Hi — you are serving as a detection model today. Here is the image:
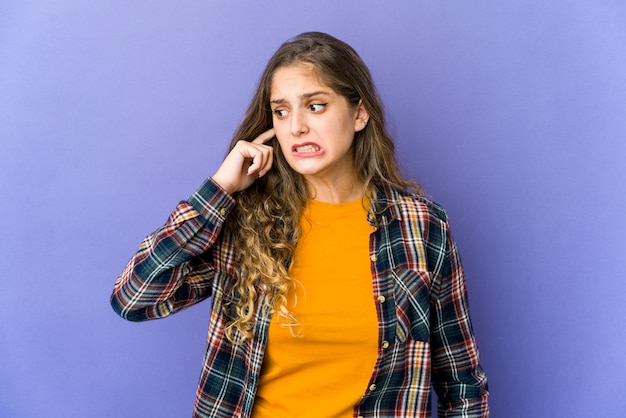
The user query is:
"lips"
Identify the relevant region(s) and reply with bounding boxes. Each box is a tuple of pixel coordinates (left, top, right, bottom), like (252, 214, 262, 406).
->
(292, 142, 323, 156)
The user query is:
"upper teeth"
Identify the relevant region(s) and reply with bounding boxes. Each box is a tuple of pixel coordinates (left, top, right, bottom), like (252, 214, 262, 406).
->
(296, 145, 318, 152)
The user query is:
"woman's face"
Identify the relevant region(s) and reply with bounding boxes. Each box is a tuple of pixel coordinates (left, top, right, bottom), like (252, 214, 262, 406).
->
(269, 64, 368, 190)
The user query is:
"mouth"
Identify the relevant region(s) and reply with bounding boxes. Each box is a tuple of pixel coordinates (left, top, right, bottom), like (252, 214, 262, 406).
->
(291, 142, 324, 158)
(294, 144, 320, 153)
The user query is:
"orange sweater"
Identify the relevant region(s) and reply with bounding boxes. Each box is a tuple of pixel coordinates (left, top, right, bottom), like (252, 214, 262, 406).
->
(252, 198, 379, 418)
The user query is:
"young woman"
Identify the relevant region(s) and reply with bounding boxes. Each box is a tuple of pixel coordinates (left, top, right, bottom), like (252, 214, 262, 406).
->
(111, 31, 489, 417)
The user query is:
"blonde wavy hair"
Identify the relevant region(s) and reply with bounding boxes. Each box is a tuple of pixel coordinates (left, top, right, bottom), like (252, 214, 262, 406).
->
(222, 32, 420, 343)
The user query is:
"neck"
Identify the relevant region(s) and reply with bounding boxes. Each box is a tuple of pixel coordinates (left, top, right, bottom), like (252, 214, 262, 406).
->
(305, 174, 366, 203)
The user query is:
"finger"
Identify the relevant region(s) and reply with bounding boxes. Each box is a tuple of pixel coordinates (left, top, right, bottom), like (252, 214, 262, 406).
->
(251, 128, 275, 145)
(247, 145, 273, 176)
(245, 145, 265, 174)
(247, 155, 262, 176)
(257, 149, 273, 177)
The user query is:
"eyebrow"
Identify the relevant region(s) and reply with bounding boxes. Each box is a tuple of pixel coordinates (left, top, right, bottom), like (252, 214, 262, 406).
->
(270, 90, 331, 105)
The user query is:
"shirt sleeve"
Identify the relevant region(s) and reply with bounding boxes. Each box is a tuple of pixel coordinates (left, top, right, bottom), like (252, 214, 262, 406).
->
(110, 178, 236, 322)
(428, 213, 490, 417)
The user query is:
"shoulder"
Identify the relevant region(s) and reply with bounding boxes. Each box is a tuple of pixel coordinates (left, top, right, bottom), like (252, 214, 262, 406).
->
(374, 182, 454, 273)
(404, 192, 448, 224)
(375, 181, 449, 227)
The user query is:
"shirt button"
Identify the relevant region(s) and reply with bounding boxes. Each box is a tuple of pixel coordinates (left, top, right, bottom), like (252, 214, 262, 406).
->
(377, 295, 386, 304)
(219, 208, 227, 216)
(382, 340, 390, 349)
(369, 384, 377, 391)
(370, 254, 377, 262)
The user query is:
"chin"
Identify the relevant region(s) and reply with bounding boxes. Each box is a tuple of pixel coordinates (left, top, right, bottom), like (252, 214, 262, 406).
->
(287, 160, 320, 175)
(292, 168, 320, 177)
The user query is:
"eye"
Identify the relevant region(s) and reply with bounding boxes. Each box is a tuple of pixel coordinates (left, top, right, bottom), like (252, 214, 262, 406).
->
(309, 103, 327, 113)
(273, 108, 288, 119)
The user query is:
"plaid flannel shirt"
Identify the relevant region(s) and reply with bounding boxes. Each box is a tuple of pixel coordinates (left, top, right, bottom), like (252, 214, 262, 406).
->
(111, 178, 489, 417)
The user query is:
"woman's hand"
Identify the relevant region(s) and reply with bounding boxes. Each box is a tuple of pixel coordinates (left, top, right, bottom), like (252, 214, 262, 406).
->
(211, 128, 275, 194)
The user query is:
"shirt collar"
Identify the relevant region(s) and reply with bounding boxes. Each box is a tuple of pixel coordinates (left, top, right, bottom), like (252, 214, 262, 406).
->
(369, 179, 407, 225)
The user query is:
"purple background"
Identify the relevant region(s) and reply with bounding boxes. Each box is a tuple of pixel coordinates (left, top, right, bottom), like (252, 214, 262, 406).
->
(2, 1, 625, 417)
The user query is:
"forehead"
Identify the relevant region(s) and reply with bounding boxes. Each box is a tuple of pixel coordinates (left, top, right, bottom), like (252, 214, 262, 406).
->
(269, 64, 332, 98)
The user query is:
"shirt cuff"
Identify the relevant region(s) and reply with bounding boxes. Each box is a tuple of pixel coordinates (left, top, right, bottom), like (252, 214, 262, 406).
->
(187, 178, 236, 221)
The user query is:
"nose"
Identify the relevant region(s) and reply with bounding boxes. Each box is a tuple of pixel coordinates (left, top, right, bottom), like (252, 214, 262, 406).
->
(290, 109, 309, 136)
